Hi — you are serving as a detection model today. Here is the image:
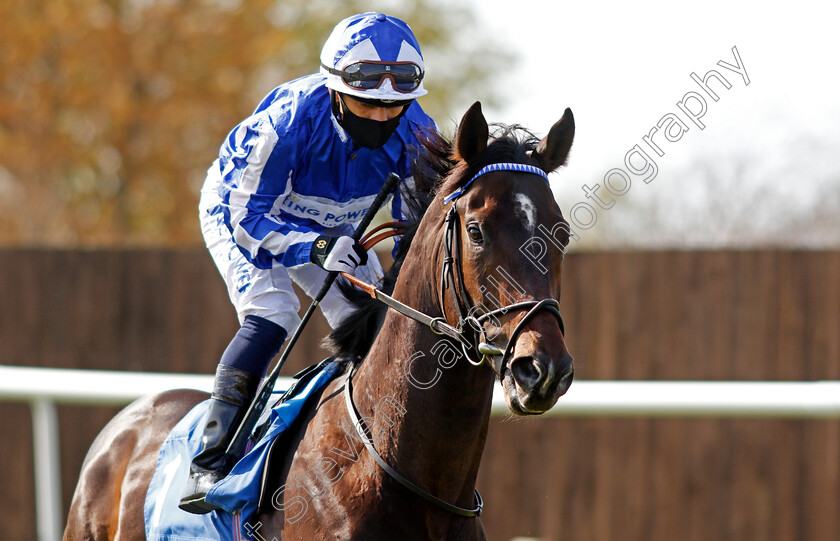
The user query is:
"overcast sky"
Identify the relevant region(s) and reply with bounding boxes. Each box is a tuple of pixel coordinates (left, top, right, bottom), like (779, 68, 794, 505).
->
(460, 0, 840, 248)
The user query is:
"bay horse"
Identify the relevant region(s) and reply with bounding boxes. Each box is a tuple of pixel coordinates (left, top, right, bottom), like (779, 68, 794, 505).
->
(64, 101, 575, 540)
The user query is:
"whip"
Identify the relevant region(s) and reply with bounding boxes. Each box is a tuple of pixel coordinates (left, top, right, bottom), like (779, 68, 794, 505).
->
(225, 172, 402, 459)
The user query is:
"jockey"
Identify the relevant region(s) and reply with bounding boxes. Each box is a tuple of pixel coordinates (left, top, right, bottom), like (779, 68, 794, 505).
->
(180, 12, 436, 513)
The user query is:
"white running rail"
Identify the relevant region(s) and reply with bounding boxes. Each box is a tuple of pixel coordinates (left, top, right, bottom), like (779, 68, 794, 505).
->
(3, 365, 840, 541)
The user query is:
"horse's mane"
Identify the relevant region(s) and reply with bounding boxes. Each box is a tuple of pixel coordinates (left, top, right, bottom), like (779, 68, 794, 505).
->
(323, 123, 542, 360)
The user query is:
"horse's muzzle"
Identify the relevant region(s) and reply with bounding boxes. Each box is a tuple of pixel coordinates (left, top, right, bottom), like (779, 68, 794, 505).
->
(506, 350, 574, 414)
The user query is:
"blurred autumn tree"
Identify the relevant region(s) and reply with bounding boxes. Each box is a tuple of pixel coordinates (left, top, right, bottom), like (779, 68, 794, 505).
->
(0, 0, 511, 246)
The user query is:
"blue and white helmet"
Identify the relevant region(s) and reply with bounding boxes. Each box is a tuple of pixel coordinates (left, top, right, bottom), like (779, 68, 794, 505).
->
(320, 13, 428, 102)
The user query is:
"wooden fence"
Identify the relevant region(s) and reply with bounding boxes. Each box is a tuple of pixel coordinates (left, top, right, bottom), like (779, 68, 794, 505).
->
(1, 249, 838, 540)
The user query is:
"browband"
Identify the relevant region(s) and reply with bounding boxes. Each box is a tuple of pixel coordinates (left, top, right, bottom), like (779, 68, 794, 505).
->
(443, 163, 549, 204)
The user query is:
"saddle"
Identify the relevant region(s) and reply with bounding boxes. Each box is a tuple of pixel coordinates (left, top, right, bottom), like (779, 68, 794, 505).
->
(144, 358, 347, 541)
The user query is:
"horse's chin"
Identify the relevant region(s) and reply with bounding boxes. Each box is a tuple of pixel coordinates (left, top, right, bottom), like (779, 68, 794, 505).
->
(501, 374, 560, 416)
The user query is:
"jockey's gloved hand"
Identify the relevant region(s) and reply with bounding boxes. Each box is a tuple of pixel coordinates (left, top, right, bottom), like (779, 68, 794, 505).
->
(310, 234, 368, 273)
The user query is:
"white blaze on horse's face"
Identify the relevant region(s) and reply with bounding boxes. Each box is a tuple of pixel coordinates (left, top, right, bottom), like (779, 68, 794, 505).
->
(514, 193, 537, 234)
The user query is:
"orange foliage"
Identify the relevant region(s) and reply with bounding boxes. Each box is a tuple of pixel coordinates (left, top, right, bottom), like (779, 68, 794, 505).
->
(0, 0, 506, 246)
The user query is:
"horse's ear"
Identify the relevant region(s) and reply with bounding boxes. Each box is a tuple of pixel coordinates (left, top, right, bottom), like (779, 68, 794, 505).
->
(454, 101, 489, 163)
(534, 108, 575, 172)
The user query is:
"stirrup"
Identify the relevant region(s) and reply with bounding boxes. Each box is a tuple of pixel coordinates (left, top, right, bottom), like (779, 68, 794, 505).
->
(178, 441, 235, 514)
(179, 467, 225, 514)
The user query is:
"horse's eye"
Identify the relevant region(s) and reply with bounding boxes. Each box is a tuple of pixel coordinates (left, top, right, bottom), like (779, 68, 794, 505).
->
(466, 223, 484, 244)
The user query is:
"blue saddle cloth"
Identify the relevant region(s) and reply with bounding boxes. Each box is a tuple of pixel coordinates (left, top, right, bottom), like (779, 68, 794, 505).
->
(144, 359, 345, 541)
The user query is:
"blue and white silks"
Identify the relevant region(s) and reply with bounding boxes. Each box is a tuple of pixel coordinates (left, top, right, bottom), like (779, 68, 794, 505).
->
(213, 74, 436, 270)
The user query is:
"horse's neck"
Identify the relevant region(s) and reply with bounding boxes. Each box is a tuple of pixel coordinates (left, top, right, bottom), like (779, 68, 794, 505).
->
(352, 213, 495, 508)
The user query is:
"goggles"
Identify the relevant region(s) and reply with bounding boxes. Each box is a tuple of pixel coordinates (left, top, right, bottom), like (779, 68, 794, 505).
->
(322, 61, 424, 93)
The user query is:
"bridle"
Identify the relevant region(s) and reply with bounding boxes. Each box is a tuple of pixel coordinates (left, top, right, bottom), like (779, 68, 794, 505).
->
(343, 162, 567, 518)
(345, 163, 567, 377)
(438, 193, 566, 377)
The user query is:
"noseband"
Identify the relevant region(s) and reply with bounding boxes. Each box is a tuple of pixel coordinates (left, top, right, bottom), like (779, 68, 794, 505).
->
(342, 162, 567, 518)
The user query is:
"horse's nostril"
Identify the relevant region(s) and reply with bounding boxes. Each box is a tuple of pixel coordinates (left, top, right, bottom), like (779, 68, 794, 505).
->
(510, 356, 542, 389)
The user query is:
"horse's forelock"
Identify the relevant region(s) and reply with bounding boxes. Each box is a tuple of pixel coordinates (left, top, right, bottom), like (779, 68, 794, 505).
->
(439, 123, 542, 200)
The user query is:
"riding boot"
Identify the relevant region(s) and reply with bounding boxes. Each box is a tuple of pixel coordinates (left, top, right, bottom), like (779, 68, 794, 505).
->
(179, 364, 261, 514)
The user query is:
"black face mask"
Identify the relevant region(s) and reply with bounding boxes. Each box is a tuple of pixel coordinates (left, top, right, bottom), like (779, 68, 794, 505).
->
(334, 94, 408, 150)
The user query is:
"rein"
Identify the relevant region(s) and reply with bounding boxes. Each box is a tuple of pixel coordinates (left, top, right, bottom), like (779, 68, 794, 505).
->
(341, 162, 566, 518)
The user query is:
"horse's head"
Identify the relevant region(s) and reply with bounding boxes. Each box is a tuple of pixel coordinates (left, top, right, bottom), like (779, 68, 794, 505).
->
(438, 102, 575, 415)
